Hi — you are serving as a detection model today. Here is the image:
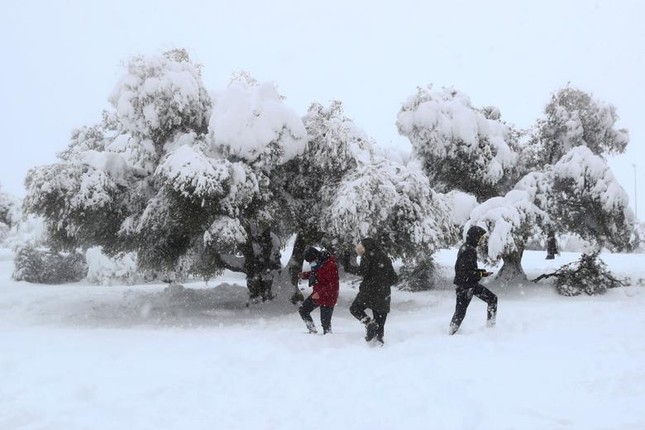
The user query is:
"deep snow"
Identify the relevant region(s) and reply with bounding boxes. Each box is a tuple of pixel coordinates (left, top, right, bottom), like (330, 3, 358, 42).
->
(1, 248, 644, 430)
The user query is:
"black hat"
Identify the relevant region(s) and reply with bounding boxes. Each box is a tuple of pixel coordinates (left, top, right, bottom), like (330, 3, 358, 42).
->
(304, 247, 320, 263)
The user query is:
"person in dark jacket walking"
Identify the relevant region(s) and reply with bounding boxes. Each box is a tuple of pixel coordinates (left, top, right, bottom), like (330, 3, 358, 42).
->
(298, 247, 339, 334)
(345, 238, 398, 345)
(449, 225, 497, 335)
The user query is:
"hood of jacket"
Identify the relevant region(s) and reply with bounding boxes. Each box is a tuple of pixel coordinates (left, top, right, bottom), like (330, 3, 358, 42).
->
(465, 226, 486, 247)
(360, 237, 379, 254)
(304, 246, 321, 263)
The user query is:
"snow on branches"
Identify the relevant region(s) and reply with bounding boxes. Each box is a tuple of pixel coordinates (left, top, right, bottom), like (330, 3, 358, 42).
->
(108, 49, 212, 144)
(396, 85, 519, 200)
(208, 73, 307, 169)
(552, 146, 630, 215)
(532, 251, 627, 296)
(468, 190, 547, 260)
(471, 144, 634, 280)
(529, 86, 629, 166)
(323, 156, 452, 259)
(302, 100, 373, 172)
(20, 51, 636, 289)
(549, 146, 634, 250)
(156, 139, 232, 200)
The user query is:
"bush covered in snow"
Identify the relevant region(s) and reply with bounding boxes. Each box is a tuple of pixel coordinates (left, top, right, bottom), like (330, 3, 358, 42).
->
(85, 247, 141, 285)
(13, 246, 87, 284)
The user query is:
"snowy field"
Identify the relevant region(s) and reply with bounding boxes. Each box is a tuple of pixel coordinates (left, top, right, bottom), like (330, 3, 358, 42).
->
(1, 247, 644, 430)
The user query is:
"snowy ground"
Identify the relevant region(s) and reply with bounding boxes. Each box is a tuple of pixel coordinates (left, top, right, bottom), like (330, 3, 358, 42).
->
(1, 247, 644, 430)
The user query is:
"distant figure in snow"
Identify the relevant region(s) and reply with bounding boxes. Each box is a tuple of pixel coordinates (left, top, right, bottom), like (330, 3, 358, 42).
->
(545, 229, 559, 260)
(345, 238, 398, 345)
(449, 226, 497, 335)
(298, 247, 339, 334)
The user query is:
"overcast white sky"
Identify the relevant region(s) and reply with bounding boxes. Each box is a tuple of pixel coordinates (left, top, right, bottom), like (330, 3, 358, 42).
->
(1, 0, 643, 219)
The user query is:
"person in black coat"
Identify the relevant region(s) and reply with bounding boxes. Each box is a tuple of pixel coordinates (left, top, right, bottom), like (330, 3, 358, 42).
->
(449, 225, 497, 335)
(345, 237, 398, 345)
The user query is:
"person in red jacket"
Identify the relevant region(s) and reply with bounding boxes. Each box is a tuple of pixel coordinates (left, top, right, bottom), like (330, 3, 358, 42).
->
(298, 246, 339, 334)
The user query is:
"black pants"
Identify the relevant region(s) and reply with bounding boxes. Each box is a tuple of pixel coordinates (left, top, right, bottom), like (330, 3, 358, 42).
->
(449, 284, 497, 334)
(299, 295, 334, 333)
(349, 299, 388, 341)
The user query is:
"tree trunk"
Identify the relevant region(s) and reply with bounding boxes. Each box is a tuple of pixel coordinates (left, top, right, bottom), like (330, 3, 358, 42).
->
(497, 248, 527, 282)
(239, 225, 282, 304)
(286, 233, 309, 287)
(284, 229, 324, 303)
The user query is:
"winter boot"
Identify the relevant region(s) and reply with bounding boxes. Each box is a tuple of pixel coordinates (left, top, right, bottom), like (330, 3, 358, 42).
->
(487, 314, 496, 328)
(487, 306, 497, 328)
(374, 333, 385, 346)
(448, 322, 459, 335)
(365, 320, 379, 342)
(305, 320, 318, 334)
(323, 322, 332, 335)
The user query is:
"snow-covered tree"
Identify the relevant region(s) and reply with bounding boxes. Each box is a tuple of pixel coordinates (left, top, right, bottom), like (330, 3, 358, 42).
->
(271, 101, 456, 295)
(461, 85, 634, 282)
(547, 147, 634, 250)
(25, 49, 211, 255)
(630, 221, 645, 253)
(109, 48, 212, 144)
(0, 184, 20, 243)
(322, 155, 454, 263)
(204, 72, 307, 299)
(525, 86, 629, 168)
(277, 101, 372, 290)
(465, 189, 547, 281)
(440, 190, 479, 242)
(469, 146, 634, 282)
(24, 53, 307, 300)
(396, 85, 520, 201)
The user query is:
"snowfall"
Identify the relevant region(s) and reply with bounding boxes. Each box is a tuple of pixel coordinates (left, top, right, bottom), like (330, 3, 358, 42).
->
(1, 246, 644, 430)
